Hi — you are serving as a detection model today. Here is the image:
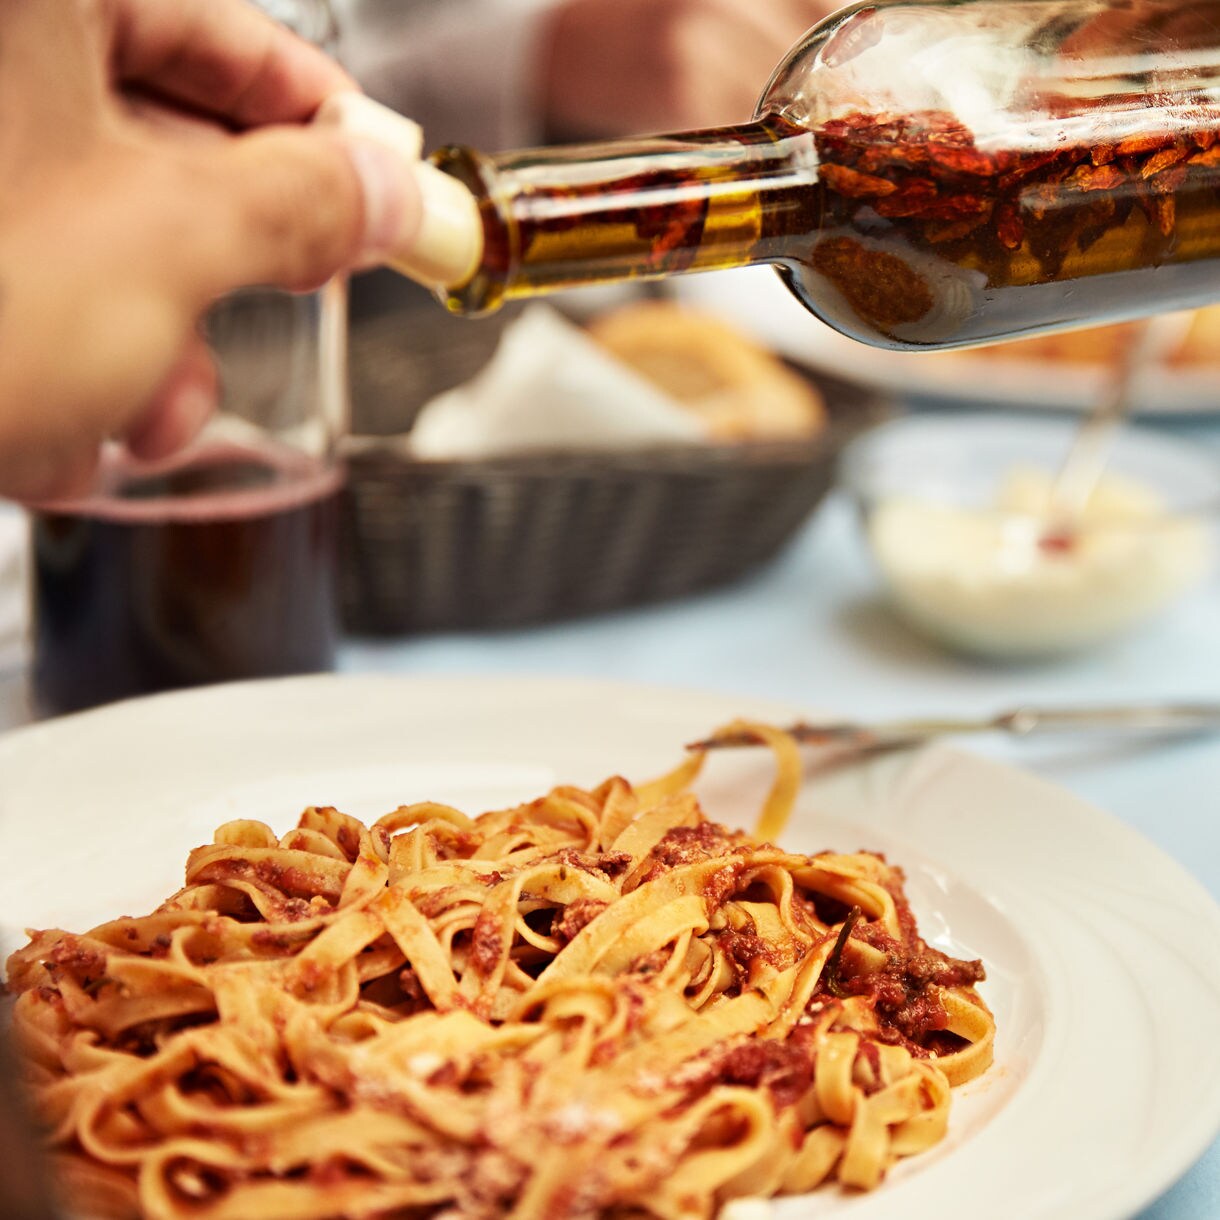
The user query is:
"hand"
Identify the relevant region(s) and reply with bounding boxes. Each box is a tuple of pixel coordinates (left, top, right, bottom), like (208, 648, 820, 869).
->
(540, 0, 839, 140)
(0, 0, 420, 502)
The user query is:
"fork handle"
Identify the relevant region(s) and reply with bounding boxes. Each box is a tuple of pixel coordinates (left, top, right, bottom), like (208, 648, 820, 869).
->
(995, 703, 1220, 737)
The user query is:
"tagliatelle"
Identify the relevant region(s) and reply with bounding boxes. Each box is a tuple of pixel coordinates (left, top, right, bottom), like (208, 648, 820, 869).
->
(6, 724, 994, 1220)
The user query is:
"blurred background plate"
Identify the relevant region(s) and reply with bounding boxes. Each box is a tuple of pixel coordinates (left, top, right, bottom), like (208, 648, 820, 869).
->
(673, 266, 1220, 415)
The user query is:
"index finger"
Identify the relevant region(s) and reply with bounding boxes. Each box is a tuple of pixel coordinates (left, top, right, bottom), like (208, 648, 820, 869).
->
(109, 0, 355, 128)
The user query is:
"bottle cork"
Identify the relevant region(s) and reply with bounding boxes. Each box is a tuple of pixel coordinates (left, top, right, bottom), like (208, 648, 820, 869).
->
(315, 92, 484, 290)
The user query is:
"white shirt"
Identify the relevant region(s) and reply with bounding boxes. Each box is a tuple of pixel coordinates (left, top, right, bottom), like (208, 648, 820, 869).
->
(333, 0, 565, 150)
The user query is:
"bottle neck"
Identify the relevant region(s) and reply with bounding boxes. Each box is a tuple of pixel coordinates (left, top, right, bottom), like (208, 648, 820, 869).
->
(432, 117, 820, 315)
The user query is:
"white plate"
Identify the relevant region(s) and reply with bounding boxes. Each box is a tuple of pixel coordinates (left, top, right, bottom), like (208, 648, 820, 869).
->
(672, 267, 1220, 414)
(2, 674, 1219, 1220)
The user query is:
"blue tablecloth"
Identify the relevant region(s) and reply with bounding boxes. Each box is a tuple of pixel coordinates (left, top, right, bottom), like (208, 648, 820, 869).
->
(342, 421, 1220, 1219)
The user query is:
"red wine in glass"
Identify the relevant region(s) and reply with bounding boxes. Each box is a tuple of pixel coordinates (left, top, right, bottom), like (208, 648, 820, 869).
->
(30, 443, 343, 716)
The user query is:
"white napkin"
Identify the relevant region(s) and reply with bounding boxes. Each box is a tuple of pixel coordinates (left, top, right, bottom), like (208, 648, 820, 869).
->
(0, 504, 27, 673)
(407, 305, 705, 459)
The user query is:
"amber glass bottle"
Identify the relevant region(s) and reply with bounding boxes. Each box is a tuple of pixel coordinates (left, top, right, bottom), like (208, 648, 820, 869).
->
(363, 0, 1220, 351)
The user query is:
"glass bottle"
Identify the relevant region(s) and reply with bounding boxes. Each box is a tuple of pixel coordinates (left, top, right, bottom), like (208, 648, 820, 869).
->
(361, 0, 1220, 351)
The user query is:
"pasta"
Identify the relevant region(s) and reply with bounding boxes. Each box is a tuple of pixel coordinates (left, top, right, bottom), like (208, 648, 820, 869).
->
(5, 722, 994, 1220)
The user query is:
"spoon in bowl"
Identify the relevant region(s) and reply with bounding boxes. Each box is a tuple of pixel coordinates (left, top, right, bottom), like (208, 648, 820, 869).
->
(1039, 310, 1194, 549)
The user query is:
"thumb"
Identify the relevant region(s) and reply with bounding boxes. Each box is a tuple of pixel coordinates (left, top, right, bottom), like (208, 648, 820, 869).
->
(193, 125, 422, 297)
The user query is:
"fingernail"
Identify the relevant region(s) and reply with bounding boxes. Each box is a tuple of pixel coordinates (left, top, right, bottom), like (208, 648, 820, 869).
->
(346, 137, 416, 265)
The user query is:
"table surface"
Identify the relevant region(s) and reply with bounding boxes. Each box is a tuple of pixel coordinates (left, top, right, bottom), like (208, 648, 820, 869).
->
(1, 410, 1217, 1219)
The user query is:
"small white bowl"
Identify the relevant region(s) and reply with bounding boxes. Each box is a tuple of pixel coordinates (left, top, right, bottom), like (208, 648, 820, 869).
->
(839, 413, 1218, 659)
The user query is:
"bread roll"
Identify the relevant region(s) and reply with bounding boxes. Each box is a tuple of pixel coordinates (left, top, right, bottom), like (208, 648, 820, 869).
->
(588, 302, 827, 441)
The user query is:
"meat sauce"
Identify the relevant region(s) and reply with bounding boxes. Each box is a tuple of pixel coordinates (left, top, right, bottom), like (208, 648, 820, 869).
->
(637, 824, 986, 1059)
(553, 899, 609, 945)
(716, 1039, 814, 1110)
(829, 883, 986, 1053)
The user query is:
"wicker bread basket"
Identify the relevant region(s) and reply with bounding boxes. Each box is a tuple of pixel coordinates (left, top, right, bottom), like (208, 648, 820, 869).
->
(340, 304, 889, 635)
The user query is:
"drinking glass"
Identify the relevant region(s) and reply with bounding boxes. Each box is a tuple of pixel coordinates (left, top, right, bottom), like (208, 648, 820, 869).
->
(28, 280, 348, 717)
